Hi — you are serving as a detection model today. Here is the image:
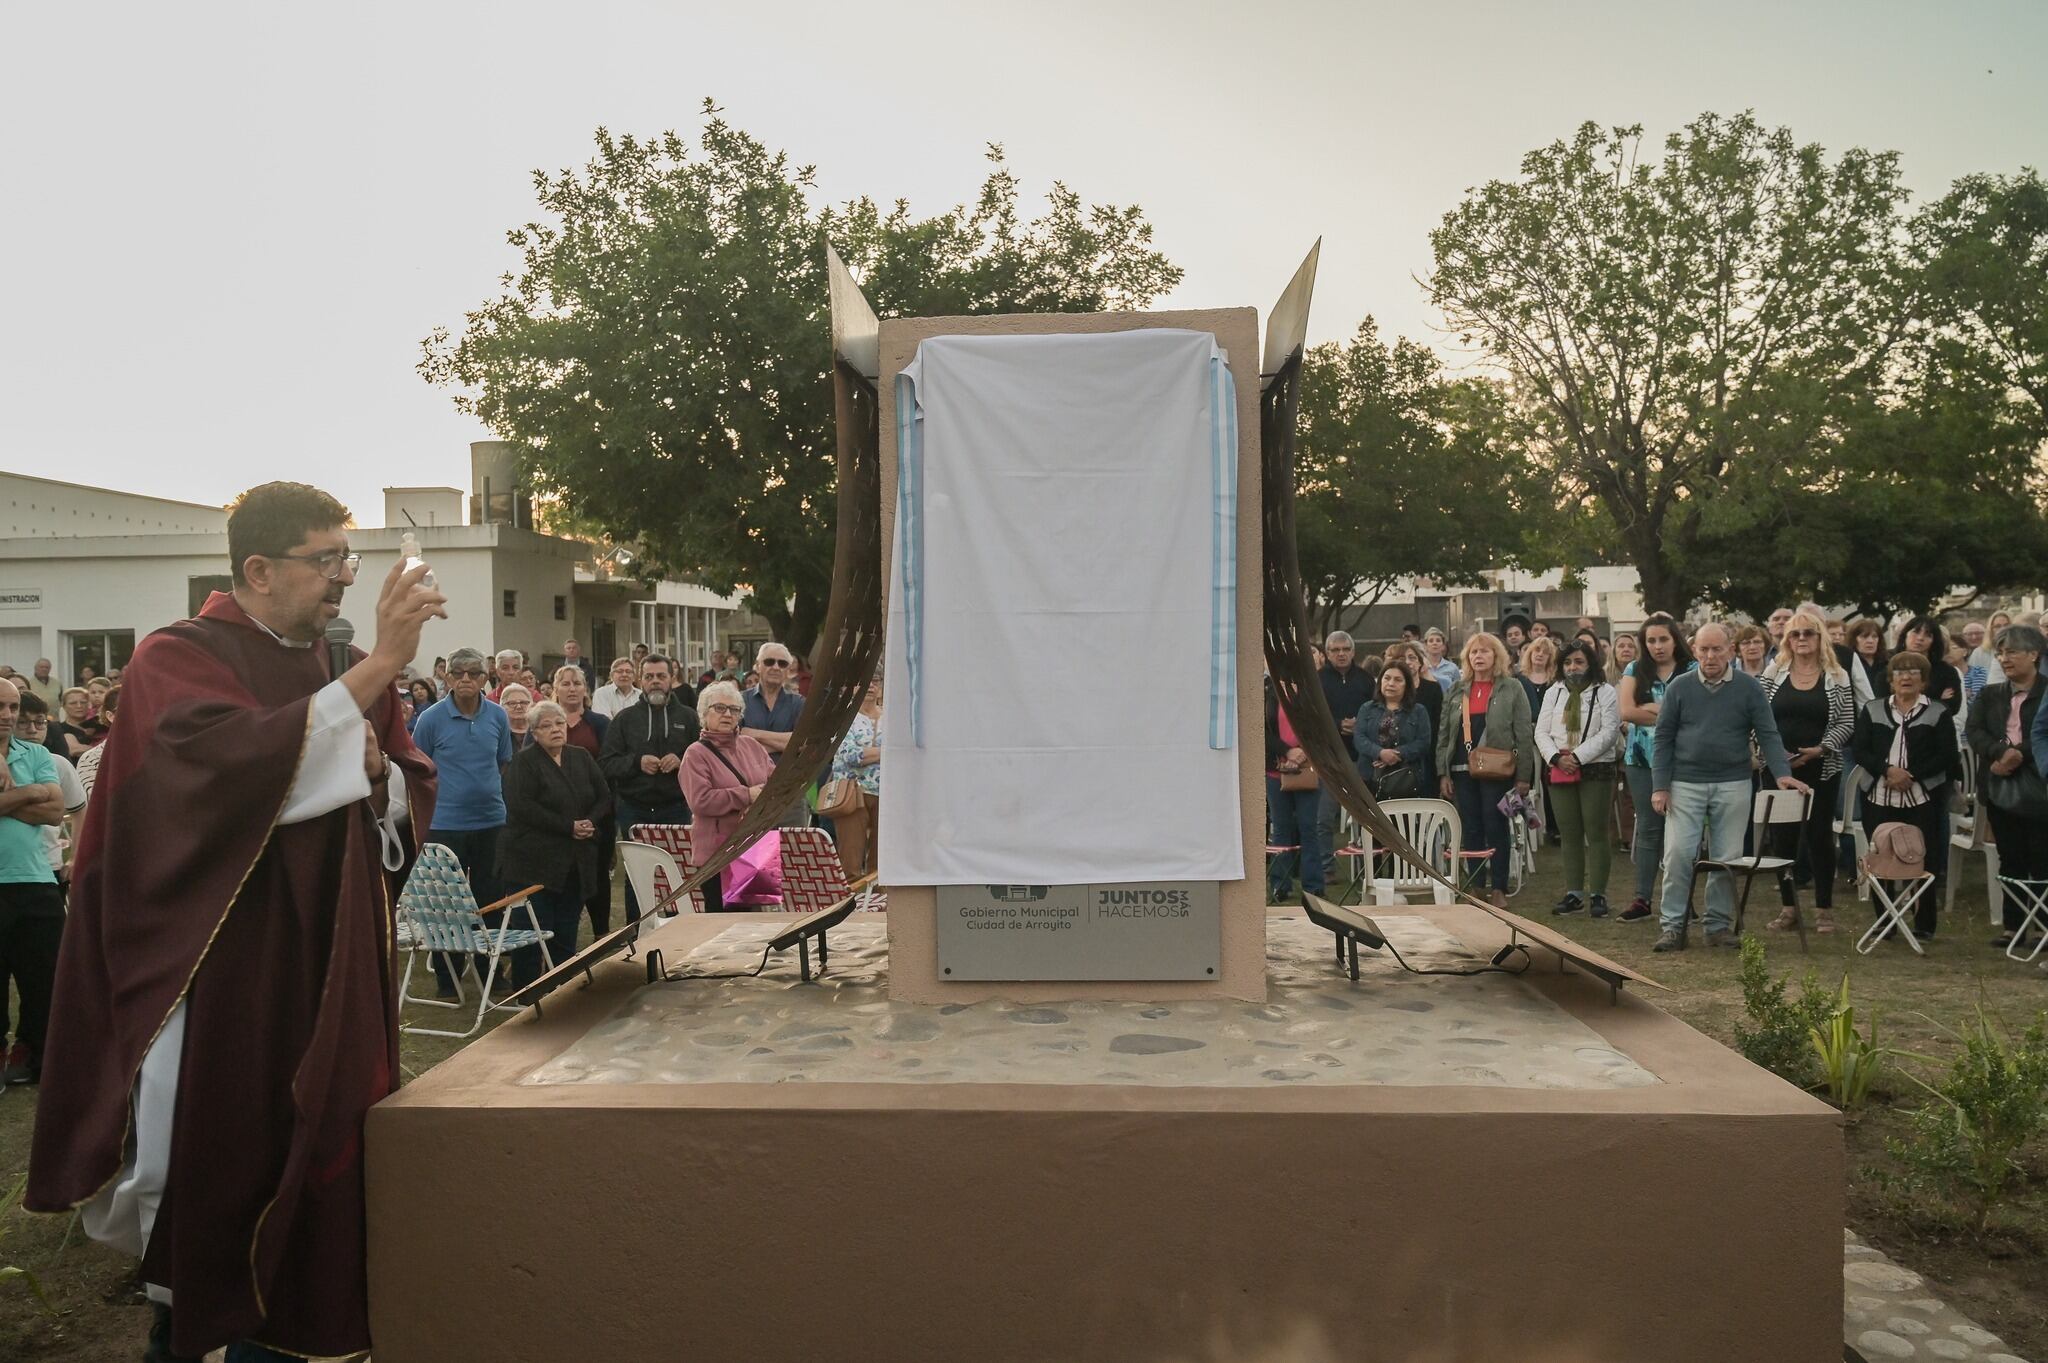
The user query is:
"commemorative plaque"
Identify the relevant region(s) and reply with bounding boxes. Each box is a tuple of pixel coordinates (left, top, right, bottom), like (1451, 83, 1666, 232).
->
(934, 882, 1222, 980)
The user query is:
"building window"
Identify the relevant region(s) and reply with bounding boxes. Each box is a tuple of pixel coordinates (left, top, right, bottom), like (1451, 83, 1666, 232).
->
(188, 574, 232, 616)
(64, 630, 136, 683)
(503, 590, 518, 618)
(554, 595, 567, 622)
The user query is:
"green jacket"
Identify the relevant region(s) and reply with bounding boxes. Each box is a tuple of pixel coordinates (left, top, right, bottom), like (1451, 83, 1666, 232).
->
(1435, 673, 1536, 785)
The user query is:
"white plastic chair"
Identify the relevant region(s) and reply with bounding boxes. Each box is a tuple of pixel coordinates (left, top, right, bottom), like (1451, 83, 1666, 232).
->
(1945, 752, 2003, 925)
(1837, 778, 1872, 902)
(626, 823, 701, 912)
(1360, 798, 1459, 905)
(619, 841, 692, 921)
(397, 844, 550, 1038)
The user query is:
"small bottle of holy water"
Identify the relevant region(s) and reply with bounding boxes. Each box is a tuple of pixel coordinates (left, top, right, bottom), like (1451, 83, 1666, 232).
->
(400, 531, 435, 588)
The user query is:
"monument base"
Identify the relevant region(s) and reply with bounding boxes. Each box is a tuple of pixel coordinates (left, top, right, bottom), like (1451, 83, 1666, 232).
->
(365, 906, 1841, 1363)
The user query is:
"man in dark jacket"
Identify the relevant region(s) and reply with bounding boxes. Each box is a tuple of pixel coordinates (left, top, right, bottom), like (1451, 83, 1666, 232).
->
(1315, 631, 1378, 877)
(598, 655, 700, 917)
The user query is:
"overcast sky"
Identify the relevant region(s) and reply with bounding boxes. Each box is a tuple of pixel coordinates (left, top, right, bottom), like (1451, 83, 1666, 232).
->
(3, 0, 2042, 523)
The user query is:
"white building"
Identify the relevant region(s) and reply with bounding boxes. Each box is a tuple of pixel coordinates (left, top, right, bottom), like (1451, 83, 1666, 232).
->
(0, 449, 753, 684)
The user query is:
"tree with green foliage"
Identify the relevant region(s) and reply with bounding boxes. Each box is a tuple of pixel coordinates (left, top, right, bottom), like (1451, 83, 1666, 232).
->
(421, 103, 1180, 654)
(1293, 319, 1556, 633)
(1427, 112, 1913, 616)
(1678, 168, 2048, 620)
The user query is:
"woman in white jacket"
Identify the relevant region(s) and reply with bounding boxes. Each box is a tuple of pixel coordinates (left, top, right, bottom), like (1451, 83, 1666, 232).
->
(1537, 640, 1623, 917)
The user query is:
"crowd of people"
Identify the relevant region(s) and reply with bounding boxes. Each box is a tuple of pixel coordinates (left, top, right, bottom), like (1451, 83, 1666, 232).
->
(0, 634, 884, 1083)
(1270, 605, 2048, 954)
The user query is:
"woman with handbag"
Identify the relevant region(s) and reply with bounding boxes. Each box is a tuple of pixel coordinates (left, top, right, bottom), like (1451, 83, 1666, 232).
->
(824, 675, 883, 879)
(1353, 661, 1431, 802)
(1264, 680, 1325, 903)
(1969, 622, 2048, 948)
(1760, 610, 1857, 935)
(1852, 651, 1963, 939)
(498, 701, 614, 986)
(1435, 632, 1535, 909)
(680, 680, 776, 912)
(1536, 640, 1621, 917)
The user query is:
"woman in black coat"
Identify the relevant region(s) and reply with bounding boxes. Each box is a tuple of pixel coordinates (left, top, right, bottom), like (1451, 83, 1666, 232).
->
(1965, 622, 2048, 947)
(1852, 651, 1962, 937)
(499, 700, 614, 986)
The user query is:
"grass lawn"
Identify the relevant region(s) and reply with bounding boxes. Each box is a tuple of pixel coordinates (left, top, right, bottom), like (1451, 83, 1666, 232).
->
(5, 856, 2047, 1361)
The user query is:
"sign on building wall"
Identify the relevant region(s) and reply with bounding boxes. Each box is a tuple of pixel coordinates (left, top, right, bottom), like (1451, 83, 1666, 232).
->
(0, 588, 42, 610)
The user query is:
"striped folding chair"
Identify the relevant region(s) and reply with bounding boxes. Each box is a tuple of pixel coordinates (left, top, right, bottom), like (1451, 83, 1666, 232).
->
(781, 826, 886, 913)
(396, 844, 548, 1038)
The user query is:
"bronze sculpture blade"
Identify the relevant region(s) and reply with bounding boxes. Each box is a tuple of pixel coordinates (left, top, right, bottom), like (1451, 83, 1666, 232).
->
(1256, 246, 1656, 993)
(507, 259, 887, 1006)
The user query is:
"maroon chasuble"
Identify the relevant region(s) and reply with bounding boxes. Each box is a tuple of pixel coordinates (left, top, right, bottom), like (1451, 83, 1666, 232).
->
(27, 592, 437, 1359)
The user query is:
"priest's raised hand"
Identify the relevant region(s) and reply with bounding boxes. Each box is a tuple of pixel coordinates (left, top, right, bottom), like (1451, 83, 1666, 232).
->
(336, 555, 448, 716)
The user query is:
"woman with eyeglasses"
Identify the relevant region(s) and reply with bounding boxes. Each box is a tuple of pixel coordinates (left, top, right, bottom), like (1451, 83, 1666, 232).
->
(1969, 623, 2048, 949)
(1759, 610, 1856, 934)
(1897, 616, 1963, 716)
(498, 683, 535, 750)
(681, 680, 776, 911)
(1852, 650, 1963, 939)
(498, 700, 612, 985)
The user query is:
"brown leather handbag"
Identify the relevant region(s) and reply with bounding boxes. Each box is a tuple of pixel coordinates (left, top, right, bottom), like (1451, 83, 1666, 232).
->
(1277, 760, 1320, 792)
(816, 776, 865, 818)
(1462, 701, 1517, 781)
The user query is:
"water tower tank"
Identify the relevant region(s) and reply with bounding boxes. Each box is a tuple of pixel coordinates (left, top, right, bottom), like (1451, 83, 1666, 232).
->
(470, 441, 533, 528)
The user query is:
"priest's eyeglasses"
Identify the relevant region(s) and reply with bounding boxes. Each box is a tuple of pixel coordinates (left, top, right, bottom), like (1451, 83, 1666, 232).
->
(275, 550, 362, 579)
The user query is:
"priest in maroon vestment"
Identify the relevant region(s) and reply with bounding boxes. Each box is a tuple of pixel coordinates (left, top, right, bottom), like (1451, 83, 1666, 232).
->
(27, 482, 446, 1363)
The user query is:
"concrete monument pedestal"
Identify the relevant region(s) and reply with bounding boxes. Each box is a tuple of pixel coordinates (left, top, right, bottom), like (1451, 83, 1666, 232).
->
(365, 904, 1841, 1363)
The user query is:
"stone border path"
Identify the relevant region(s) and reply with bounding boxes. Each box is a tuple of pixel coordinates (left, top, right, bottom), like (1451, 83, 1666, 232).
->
(1843, 1228, 2027, 1361)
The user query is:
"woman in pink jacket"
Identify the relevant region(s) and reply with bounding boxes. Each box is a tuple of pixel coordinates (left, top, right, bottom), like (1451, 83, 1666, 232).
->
(680, 679, 775, 911)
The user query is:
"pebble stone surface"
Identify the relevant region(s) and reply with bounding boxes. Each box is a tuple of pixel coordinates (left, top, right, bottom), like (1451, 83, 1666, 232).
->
(523, 915, 1660, 1089)
(1843, 1229, 2029, 1362)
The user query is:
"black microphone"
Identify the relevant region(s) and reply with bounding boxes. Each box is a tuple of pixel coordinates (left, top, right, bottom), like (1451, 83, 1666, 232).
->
(327, 617, 355, 681)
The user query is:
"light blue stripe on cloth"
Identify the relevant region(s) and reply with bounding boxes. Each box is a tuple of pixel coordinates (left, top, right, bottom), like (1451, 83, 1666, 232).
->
(1209, 349, 1238, 750)
(895, 371, 926, 746)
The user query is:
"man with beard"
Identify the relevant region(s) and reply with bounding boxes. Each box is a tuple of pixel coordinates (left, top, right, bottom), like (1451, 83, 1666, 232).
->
(27, 482, 443, 1362)
(600, 654, 699, 919)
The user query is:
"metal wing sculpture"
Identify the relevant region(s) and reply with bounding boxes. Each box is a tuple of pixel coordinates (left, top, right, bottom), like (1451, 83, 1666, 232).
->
(512, 240, 1649, 1008)
(1257, 242, 1654, 998)
(508, 247, 887, 1006)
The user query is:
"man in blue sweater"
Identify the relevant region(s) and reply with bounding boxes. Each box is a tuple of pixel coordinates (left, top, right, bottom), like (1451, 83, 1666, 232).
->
(1650, 623, 1809, 951)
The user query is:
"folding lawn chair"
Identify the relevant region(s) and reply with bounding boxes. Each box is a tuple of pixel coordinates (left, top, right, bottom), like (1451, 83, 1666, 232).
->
(1856, 872, 1935, 957)
(396, 844, 549, 1038)
(781, 825, 887, 913)
(1996, 876, 2048, 963)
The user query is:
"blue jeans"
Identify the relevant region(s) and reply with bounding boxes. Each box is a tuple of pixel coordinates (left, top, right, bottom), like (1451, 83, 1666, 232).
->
(1266, 777, 1325, 898)
(426, 824, 502, 991)
(1453, 772, 1513, 891)
(1656, 779, 1750, 932)
(1624, 763, 1665, 902)
(614, 797, 688, 920)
